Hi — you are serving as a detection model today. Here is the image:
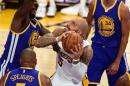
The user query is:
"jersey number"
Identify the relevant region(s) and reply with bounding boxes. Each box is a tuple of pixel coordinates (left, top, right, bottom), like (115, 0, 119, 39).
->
(16, 83, 25, 86)
(58, 57, 63, 67)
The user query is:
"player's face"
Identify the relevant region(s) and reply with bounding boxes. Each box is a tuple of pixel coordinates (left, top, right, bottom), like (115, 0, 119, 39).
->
(29, 2, 38, 19)
(66, 21, 82, 36)
(66, 21, 79, 32)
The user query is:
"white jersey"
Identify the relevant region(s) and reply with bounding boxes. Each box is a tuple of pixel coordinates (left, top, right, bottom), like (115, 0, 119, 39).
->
(51, 40, 88, 86)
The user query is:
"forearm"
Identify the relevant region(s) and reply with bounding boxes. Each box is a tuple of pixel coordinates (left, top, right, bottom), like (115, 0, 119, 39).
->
(116, 36, 128, 62)
(35, 36, 57, 48)
(36, 28, 66, 47)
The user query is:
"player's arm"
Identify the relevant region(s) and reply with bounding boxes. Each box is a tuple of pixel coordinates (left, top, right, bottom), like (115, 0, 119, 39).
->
(40, 73, 52, 86)
(80, 46, 93, 65)
(0, 74, 8, 86)
(86, 0, 95, 38)
(39, 23, 50, 36)
(108, 3, 130, 75)
(11, 0, 34, 33)
(116, 4, 129, 67)
(35, 28, 67, 47)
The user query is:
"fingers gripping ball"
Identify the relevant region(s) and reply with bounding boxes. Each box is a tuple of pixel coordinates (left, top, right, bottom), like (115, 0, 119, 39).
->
(62, 31, 83, 54)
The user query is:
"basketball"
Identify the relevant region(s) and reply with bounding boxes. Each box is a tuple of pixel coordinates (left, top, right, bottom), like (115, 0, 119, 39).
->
(62, 31, 83, 54)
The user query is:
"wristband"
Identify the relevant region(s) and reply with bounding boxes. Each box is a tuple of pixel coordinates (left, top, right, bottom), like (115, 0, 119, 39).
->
(56, 37, 60, 42)
(73, 59, 80, 64)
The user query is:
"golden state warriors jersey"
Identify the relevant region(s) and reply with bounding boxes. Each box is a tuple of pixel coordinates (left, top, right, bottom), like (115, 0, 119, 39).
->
(0, 19, 41, 78)
(92, 0, 122, 47)
(5, 67, 41, 86)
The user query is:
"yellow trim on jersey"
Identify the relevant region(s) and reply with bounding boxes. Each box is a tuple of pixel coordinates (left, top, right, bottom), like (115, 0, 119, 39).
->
(30, 19, 39, 28)
(82, 75, 89, 86)
(38, 72, 42, 86)
(101, 0, 117, 12)
(35, 18, 41, 26)
(118, 1, 122, 21)
(93, 0, 97, 15)
(10, 22, 31, 35)
(89, 82, 100, 85)
(4, 71, 11, 86)
(126, 72, 130, 80)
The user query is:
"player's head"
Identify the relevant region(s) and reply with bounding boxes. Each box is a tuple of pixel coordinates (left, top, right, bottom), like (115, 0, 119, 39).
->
(29, 2, 38, 19)
(66, 19, 88, 39)
(20, 48, 37, 69)
(20, 0, 38, 19)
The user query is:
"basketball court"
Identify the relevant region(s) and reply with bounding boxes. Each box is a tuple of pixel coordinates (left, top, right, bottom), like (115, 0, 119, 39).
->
(0, 8, 130, 86)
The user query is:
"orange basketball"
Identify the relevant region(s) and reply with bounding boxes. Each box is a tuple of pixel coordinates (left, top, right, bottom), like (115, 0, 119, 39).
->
(62, 31, 83, 54)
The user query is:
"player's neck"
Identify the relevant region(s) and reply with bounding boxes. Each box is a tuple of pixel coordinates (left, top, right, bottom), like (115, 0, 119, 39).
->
(102, 0, 117, 8)
(20, 67, 33, 69)
(21, 65, 35, 69)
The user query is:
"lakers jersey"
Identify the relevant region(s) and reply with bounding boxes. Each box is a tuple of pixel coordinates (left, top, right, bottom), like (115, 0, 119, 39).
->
(5, 67, 41, 86)
(55, 40, 88, 83)
(0, 19, 41, 78)
(92, 0, 122, 47)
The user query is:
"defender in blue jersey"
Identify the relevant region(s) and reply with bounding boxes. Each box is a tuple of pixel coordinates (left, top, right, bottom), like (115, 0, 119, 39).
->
(0, 0, 50, 78)
(86, 0, 129, 86)
(0, 48, 52, 86)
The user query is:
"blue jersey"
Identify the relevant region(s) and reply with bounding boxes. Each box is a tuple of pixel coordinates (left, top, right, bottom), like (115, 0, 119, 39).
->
(0, 19, 41, 77)
(92, 0, 122, 47)
(5, 68, 41, 86)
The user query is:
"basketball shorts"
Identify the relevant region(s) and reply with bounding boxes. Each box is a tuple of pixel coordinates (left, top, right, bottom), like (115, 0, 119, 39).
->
(55, 0, 80, 4)
(51, 72, 88, 86)
(87, 43, 127, 86)
(0, 50, 20, 79)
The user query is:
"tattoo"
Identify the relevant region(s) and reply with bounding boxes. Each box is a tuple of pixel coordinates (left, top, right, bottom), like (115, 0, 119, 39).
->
(39, 23, 50, 36)
(36, 28, 67, 48)
(80, 46, 93, 65)
(52, 28, 67, 37)
(36, 33, 57, 47)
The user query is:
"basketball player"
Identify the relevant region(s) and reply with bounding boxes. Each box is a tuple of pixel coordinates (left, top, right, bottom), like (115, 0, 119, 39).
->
(0, 0, 50, 79)
(86, 0, 129, 86)
(0, 48, 52, 86)
(35, 19, 92, 86)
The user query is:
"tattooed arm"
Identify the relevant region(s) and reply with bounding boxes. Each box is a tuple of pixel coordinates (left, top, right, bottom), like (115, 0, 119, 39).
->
(35, 28, 67, 48)
(80, 46, 93, 65)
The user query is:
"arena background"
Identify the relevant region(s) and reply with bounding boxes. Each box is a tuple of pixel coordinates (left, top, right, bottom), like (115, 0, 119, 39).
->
(0, 0, 130, 86)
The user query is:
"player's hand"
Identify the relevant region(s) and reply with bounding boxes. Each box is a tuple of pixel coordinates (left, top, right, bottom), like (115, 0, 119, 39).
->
(107, 60, 120, 75)
(57, 31, 75, 42)
(70, 44, 83, 60)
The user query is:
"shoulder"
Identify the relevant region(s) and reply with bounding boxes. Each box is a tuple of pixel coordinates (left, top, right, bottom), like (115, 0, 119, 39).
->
(39, 72, 52, 86)
(88, 0, 97, 13)
(120, 2, 129, 20)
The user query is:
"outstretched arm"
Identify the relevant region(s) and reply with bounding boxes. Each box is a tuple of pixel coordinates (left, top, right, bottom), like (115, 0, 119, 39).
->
(39, 23, 50, 36)
(35, 28, 67, 47)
